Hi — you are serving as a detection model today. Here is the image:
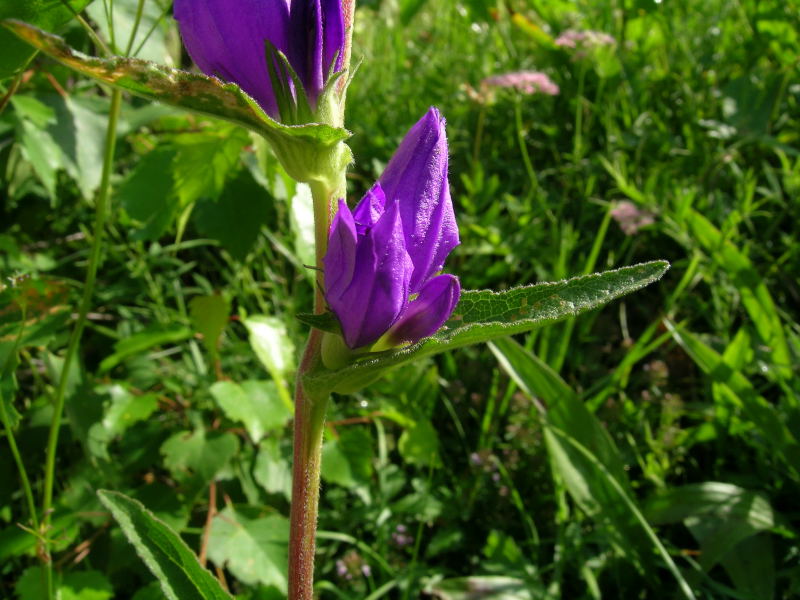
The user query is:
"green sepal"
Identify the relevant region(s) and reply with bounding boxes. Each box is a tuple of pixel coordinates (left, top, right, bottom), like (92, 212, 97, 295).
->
(304, 261, 670, 396)
(2, 19, 351, 183)
(295, 311, 341, 334)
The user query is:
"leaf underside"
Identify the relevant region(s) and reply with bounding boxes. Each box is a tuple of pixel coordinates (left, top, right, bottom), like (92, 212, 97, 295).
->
(305, 260, 669, 394)
(1, 20, 350, 147)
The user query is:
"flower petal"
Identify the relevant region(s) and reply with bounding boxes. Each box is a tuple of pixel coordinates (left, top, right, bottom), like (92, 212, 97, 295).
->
(288, 0, 345, 106)
(174, 0, 290, 118)
(323, 198, 357, 301)
(327, 199, 412, 348)
(352, 182, 386, 235)
(379, 107, 460, 292)
(386, 274, 460, 345)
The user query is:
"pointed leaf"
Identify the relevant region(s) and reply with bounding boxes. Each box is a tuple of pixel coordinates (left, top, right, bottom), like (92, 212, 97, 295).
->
(97, 490, 232, 600)
(305, 261, 669, 395)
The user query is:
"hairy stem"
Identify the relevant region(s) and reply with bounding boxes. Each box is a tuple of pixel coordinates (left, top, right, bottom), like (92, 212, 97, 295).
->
(41, 88, 122, 598)
(287, 175, 343, 598)
(288, 329, 330, 600)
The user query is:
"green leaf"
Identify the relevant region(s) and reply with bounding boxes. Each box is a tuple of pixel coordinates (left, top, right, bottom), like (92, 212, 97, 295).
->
(189, 294, 230, 357)
(1, 21, 351, 152)
(207, 506, 289, 592)
(193, 170, 272, 260)
(644, 481, 775, 569)
(160, 429, 239, 484)
(97, 490, 232, 600)
(210, 380, 291, 442)
(664, 320, 800, 472)
(321, 427, 373, 490)
(398, 418, 441, 468)
(118, 146, 181, 241)
(295, 311, 340, 334)
(254, 438, 292, 499)
(172, 127, 250, 206)
(490, 337, 697, 600)
(99, 325, 192, 373)
(244, 315, 296, 380)
(644, 482, 777, 600)
(288, 183, 316, 274)
(305, 261, 669, 395)
(16, 567, 114, 600)
(0, 0, 91, 79)
(685, 209, 791, 381)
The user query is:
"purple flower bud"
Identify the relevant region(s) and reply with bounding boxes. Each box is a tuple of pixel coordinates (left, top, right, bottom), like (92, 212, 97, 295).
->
(323, 108, 460, 350)
(174, 0, 346, 119)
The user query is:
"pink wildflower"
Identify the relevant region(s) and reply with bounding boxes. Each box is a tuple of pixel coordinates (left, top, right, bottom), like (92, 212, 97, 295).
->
(555, 29, 616, 50)
(610, 201, 655, 235)
(481, 71, 560, 96)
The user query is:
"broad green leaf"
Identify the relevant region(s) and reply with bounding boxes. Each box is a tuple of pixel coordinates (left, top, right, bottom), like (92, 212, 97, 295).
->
(685, 210, 791, 381)
(490, 337, 696, 600)
(321, 426, 374, 490)
(398, 418, 441, 468)
(207, 506, 289, 592)
(2, 21, 351, 153)
(118, 146, 180, 241)
(254, 438, 292, 499)
(289, 182, 316, 274)
(97, 490, 232, 600)
(644, 481, 775, 569)
(210, 380, 291, 442)
(101, 384, 159, 439)
(305, 261, 669, 395)
(193, 170, 272, 260)
(189, 294, 230, 357)
(16, 567, 114, 600)
(84, 384, 159, 460)
(644, 482, 776, 599)
(244, 315, 295, 411)
(0, 0, 91, 79)
(29, 94, 108, 200)
(99, 325, 192, 373)
(160, 429, 239, 484)
(664, 319, 800, 472)
(172, 127, 250, 206)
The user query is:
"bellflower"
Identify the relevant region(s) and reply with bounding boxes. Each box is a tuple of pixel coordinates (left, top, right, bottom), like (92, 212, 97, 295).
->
(323, 108, 461, 350)
(174, 0, 346, 121)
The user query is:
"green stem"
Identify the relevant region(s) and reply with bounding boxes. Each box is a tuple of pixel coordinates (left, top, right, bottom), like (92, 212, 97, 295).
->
(0, 388, 39, 532)
(123, 0, 147, 56)
(41, 88, 122, 597)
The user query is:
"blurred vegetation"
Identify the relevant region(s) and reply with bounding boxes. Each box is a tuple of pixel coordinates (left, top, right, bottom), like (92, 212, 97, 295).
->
(1, 0, 799, 598)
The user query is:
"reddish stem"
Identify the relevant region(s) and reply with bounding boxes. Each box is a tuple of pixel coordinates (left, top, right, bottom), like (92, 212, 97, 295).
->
(287, 328, 329, 600)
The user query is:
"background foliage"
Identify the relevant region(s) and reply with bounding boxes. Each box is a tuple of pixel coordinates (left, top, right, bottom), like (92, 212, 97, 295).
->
(1, 0, 799, 598)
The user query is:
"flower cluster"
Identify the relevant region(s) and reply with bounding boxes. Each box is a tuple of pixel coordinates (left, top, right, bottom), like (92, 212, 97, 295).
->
(323, 108, 460, 349)
(555, 29, 616, 50)
(481, 71, 560, 96)
(610, 201, 655, 236)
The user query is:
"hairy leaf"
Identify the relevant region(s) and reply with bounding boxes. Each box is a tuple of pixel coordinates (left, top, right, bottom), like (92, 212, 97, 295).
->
(305, 261, 669, 394)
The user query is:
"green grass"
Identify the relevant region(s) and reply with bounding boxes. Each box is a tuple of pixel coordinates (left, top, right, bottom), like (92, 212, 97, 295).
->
(1, 0, 799, 598)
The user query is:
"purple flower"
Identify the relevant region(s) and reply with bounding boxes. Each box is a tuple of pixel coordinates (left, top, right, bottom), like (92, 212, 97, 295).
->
(174, 0, 346, 119)
(323, 108, 460, 349)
